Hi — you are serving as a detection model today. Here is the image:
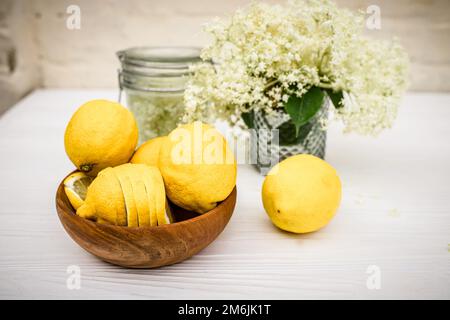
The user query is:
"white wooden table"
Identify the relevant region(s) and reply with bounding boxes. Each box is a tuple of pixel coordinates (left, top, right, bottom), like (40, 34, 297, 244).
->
(0, 89, 449, 299)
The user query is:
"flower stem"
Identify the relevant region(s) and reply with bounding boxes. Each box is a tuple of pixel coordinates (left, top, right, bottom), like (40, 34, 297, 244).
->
(318, 82, 333, 89)
(264, 79, 280, 91)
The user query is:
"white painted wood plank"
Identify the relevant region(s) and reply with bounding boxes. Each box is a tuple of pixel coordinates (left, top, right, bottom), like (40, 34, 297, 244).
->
(0, 89, 448, 299)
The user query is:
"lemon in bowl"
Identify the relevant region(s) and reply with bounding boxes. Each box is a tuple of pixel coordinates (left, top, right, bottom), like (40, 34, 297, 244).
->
(159, 121, 237, 214)
(64, 99, 138, 176)
(130, 136, 166, 168)
(63, 172, 93, 210)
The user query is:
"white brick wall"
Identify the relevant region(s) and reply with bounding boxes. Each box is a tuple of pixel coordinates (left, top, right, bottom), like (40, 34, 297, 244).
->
(1, 0, 449, 112)
(0, 0, 40, 114)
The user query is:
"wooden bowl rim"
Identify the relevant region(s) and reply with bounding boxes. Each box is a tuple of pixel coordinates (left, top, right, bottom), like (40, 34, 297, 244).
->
(56, 170, 237, 232)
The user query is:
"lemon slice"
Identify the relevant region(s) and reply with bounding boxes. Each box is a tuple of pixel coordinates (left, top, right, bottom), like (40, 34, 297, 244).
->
(138, 165, 158, 227)
(159, 198, 174, 225)
(120, 163, 150, 227)
(64, 172, 93, 210)
(150, 168, 172, 226)
(133, 179, 151, 227)
(98, 168, 127, 226)
(114, 165, 139, 227)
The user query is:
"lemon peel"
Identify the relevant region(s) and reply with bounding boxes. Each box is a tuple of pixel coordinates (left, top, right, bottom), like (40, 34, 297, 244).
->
(63, 172, 93, 210)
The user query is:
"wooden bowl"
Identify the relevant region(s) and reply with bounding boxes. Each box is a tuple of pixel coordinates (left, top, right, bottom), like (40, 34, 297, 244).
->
(55, 173, 236, 268)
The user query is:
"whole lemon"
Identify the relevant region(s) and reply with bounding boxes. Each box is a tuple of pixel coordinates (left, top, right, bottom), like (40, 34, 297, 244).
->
(64, 100, 138, 176)
(159, 121, 236, 214)
(262, 154, 341, 233)
(130, 136, 166, 168)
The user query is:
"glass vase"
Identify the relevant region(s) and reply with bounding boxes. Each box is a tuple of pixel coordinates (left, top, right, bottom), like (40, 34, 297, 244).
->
(250, 100, 329, 174)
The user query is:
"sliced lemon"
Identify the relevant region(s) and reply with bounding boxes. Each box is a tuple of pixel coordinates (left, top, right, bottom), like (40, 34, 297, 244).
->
(150, 169, 172, 226)
(137, 165, 158, 227)
(133, 178, 151, 227)
(64, 172, 93, 210)
(159, 198, 174, 225)
(120, 163, 150, 227)
(114, 165, 139, 227)
(98, 167, 127, 226)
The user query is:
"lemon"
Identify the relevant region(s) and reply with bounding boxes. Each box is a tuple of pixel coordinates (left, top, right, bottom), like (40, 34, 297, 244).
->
(76, 164, 168, 227)
(63, 172, 93, 210)
(77, 168, 123, 225)
(262, 154, 342, 233)
(131, 136, 166, 167)
(159, 121, 237, 214)
(64, 99, 138, 176)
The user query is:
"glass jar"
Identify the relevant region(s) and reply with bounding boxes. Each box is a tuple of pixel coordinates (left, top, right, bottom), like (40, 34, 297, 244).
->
(117, 47, 201, 144)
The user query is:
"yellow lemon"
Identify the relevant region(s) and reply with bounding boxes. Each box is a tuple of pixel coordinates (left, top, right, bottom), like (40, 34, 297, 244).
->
(76, 164, 168, 227)
(63, 172, 93, 210)
(77, 168, 124, 225)
(131, 136, 166, 168)
(64, 99, 138, 176)
(159, 121, 237, 214)
(262, 154, 341, 233)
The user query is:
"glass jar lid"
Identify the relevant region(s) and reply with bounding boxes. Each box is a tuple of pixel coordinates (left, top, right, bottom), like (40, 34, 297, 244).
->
(117, 47, 202, 92)
(117, 46, 202, 77)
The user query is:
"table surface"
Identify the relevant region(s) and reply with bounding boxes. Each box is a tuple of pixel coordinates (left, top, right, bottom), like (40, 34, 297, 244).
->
(0, 89, 449, 299)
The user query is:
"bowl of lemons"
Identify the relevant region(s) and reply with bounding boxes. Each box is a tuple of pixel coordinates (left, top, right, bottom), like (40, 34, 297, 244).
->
(56, 100, 237, 268)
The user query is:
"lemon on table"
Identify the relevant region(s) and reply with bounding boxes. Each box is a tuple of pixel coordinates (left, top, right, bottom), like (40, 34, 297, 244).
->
(262, 154, 342, 233)
(63, 172, 93, 210)
(131, 136, 166, 168)
(159, 121, 237, 214)
(64, 99, 138, 176)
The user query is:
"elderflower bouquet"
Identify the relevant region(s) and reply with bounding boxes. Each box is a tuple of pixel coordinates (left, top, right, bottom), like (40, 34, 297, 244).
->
(184, 0, 409, 140)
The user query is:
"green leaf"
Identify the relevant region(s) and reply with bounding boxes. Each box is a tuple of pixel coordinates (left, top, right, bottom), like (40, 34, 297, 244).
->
(283, 86, 325, 136)
(325, 89, 344, 109)
(241, 110, 254, 129)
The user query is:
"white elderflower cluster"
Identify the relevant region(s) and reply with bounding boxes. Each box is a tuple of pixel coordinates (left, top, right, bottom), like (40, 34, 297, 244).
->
(184, 0, 409, 135)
